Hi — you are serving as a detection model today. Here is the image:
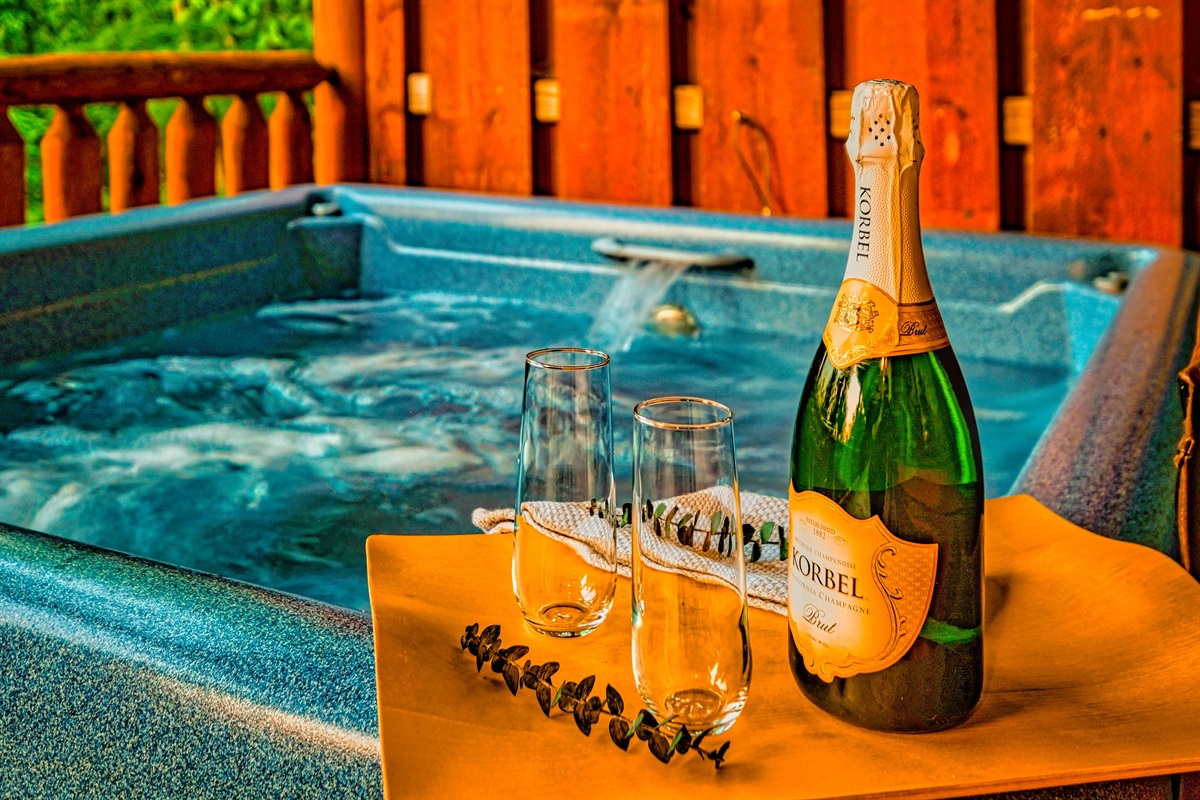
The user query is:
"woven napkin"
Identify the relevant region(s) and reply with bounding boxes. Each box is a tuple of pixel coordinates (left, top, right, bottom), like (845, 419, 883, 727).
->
(472, 490, 789, 615)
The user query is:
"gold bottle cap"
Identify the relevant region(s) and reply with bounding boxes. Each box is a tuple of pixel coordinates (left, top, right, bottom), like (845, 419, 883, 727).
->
(846, 79, 924, 166)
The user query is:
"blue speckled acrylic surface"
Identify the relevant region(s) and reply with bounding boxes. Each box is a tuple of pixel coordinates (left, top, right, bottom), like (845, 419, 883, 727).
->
(0, 521, 381, 798)
(0, 185, 1195, 799)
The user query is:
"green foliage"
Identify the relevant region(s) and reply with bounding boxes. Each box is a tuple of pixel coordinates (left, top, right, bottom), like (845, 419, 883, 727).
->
(639, 499, 788, 563)
(459, 622, 731, 769)
(0, 0, 312, 56)
(0, 0, 313, 223)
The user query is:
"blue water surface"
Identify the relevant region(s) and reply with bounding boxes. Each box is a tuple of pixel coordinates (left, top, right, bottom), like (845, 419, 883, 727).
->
(0, 292, 1068, 610)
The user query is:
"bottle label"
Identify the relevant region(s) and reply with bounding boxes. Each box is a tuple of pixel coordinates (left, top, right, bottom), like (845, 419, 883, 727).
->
(788, 489, 938, 682)
(823, 278, 949, 369)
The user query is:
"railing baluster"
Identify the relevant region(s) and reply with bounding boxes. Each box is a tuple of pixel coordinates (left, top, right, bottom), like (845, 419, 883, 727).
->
(165, 96, 217, 204)
(0, 106, 25, 226)
(108, 101, 160, 212)
(269, 89, 314, 189)
(222, 93, 269, 195)
(0, 52, 327, 221)
(41, 104, 102, 222)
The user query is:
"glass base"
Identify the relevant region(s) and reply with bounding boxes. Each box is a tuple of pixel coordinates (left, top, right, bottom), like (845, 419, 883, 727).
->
(645, 687, 745, 735)
(523, 602, 607, 638)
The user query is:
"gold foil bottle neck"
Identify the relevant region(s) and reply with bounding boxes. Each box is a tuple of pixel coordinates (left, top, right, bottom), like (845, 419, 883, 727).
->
(846, 79, 924, 166)
(826, 79, 944, 368)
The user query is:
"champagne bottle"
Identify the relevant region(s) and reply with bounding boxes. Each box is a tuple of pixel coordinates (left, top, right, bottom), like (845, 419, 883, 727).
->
(787, 80, 984, 732)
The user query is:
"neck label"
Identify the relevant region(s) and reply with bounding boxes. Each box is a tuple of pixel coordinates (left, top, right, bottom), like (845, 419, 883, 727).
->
(823, 279, 949, 369)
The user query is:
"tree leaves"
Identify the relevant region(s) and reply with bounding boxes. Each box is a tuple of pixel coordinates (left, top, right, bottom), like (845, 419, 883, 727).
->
(558, 681, 578, 712)
(571, 696, 603, 735)
(573, 698, 593, 735)
(536, 683, 554, 717)
(460, 623, 479, 650)
(608, 717, 631, 750)
(475, 625, 501, 671)
(714, 741, 731, 768)
(605, 684, 624, 716)
(457, 622, 729, 769)
(502, 662, 521, 695)
(671, 726, 692, 755)
(631, 504, 789, 563)
(648, 730, 673, 763)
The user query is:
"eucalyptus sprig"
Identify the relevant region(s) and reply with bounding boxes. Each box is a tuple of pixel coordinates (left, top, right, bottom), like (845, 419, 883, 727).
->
(619, 501, 788, 564)
(460, 623, 731, 769)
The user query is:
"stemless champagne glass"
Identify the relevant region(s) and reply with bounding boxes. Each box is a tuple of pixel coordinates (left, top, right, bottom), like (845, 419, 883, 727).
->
(513, 348, 618, 638)
(631, 397, 751, 734)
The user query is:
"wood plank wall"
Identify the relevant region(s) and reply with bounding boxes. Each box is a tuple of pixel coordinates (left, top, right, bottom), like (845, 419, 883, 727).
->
(359, 0, 1199, 248)
(691, 0, 826, 217)
(421, 0, 532, 194)
(364, 0, 408, 185)
(843, 0, 1000, 231)
(1027, 0, 1183, 245)
(554, 0, 672, 205)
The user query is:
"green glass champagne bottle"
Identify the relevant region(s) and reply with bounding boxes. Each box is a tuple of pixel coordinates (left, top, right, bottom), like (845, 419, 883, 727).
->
(787, 79, 984, 732)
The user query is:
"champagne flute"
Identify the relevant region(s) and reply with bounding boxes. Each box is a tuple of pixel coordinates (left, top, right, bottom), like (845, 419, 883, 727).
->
(513, 348, 617, 637)
(631, 396, 751, 734)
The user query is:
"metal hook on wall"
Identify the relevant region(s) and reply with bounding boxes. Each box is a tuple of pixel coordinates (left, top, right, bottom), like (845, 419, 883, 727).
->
(731, 110, 775, 217)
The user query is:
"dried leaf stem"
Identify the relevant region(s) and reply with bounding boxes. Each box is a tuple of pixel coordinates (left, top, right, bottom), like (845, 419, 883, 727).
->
(619, 501, 788, 564)
(460, 623, 731, 769)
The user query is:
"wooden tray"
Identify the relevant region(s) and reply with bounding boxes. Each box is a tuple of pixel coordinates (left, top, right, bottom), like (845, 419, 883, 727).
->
(367, 495, 1200, 799)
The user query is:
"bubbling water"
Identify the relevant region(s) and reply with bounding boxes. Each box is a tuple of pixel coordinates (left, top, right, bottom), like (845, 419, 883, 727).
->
(587, 260, 691, 353)
(0, 292, 1067, 609)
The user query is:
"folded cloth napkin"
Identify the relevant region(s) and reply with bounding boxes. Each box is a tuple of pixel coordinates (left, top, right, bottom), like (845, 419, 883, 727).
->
(472, 490, 790, 615)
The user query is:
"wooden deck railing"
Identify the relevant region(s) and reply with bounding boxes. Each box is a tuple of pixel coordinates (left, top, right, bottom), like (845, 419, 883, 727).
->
(0, 1, 1196, 250)
(0, 51, 331, 225)
(360, 0, 1199, 250)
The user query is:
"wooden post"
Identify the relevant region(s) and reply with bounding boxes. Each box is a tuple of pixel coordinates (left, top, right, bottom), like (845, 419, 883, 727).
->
(420, 0, 532, 194)
(691, 0, 827, 217)
(41, 104, 102, 222)
(108, 101, 160, 212)
(314, 0, 367, 183)
(0, 107, 25, 226)
(165, 96, 217, 205)
(553, 0, 672, 205)
(1026, 0, 1182, 244)
(269, 89, 314, 189)
(364, 0, 407, 184)
(222, 94, 269, 195)
(842, 0, 1000, 231)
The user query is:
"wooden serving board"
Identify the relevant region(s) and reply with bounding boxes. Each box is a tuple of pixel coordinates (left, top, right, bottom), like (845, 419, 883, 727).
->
(367, 495, 1200, 799)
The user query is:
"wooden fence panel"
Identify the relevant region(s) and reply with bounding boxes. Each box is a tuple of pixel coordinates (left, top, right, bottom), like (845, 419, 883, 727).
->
(692, 0, 826, 218)
(364, 0, 407, 185)
(553, 0, 671, 205)
(421, 0, 531, 194)
(1026, 0, 1182, 245)
(843, 0, 999, 231)
(314, 0, 367, 184)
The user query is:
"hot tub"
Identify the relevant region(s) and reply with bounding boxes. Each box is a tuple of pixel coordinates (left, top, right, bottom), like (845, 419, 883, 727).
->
(0, 186, 1195, 797)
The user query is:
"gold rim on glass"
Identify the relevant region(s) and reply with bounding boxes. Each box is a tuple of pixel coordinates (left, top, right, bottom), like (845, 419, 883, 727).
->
(633, 396, 734, 431)
(526, 347, 610, 371)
